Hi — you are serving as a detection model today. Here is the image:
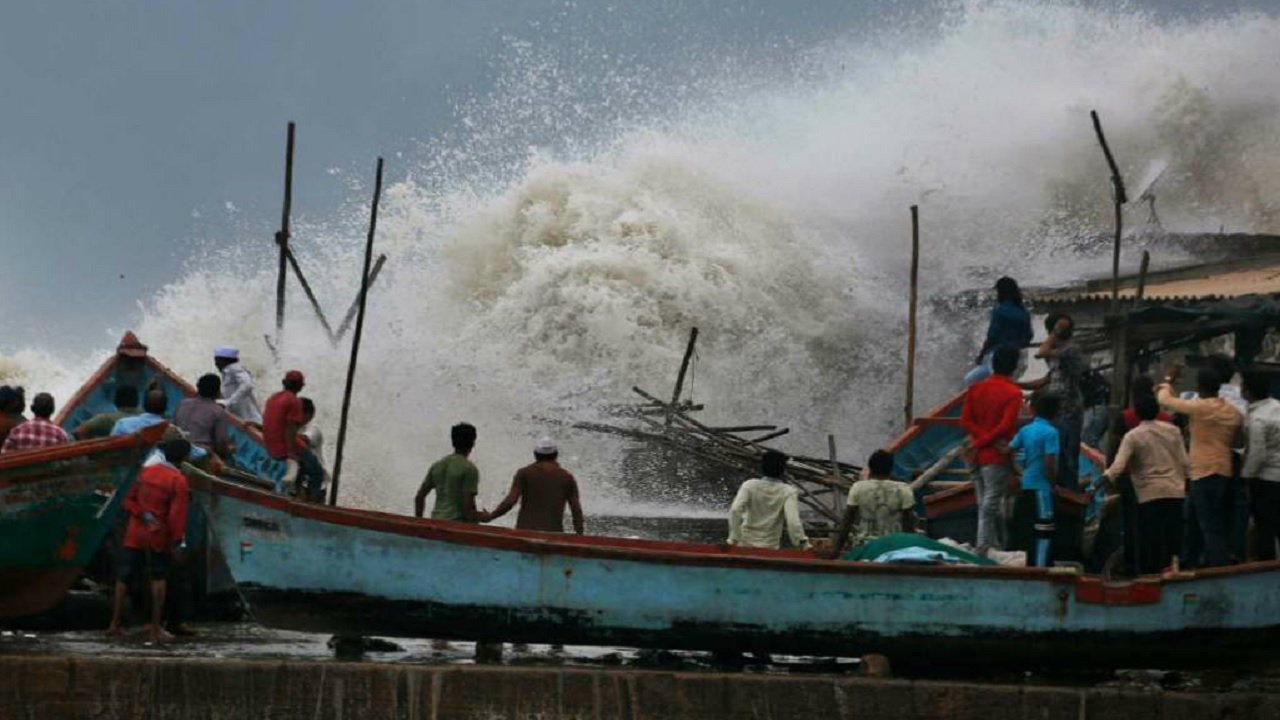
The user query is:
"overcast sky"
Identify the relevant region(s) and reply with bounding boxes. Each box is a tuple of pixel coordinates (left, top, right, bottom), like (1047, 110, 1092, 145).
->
(0, 0, 1269, 353)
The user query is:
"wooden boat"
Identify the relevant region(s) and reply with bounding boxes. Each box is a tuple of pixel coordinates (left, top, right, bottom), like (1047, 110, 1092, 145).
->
(0, 424, 165, 618)
(887, 391, 1104, 545)
(190, 469, 1280, 670)
(57, 332, 286, 488)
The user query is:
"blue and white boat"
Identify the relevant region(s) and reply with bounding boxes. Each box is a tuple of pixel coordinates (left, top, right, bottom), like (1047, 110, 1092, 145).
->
(190, 470, 1280, 670)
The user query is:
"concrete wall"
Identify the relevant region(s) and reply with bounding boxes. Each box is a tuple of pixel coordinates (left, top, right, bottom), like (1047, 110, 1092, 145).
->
(1, 656, 1277, 720)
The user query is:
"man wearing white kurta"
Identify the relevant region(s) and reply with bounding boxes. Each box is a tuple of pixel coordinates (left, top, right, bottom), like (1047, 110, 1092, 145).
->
(213, 346, 263, 425)
(727, 450, 810, 550)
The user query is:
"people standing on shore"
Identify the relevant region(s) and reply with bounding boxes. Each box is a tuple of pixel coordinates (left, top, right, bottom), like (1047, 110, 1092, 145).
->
(1009, 392, 1061, 568)
(485, 437, 585, 534)
(73, 385, 141, 440)
(0, 386, 25, 447)
(1, 392, 70, 453)
(1104, 394, 1189, 574)
(964, 277, 1033, 387)
(727, 450, 810, 550)
(1241, 372, 1280, 561)
(107, 438, 192, 643)
(174, 374, 234, 458)
(961, 344, 1024, 557)
(415, 422, 486, 522)
(824, 450, 915, 558)
(263, 371, 324, 500)
(1157, 366, 1243, 568)
(213, 346, 262, 426)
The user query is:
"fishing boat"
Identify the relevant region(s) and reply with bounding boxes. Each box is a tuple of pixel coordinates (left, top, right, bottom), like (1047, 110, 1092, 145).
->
(190, 469, 1280, 670)
(0, 424, 165, 618)
(56, 332, 287, 488)
(887, 391, 1106, 547)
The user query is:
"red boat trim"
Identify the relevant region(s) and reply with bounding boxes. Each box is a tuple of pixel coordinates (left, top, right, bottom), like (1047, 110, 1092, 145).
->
(886, 392, 965, 453)
(1074, 577, 1163, 605)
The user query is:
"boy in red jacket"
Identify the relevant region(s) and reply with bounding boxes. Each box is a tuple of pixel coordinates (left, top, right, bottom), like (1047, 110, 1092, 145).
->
(107, 439, 192, 642)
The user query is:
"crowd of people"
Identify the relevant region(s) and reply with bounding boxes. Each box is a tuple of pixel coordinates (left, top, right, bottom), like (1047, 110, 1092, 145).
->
(957, 276, 1280, 571)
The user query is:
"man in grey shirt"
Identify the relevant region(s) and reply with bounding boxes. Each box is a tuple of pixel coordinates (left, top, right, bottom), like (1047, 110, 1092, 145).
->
(174, 374, 234, 457)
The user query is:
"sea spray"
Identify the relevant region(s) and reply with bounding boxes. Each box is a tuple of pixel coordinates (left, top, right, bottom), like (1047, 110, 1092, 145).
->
(5, 1, 1280, 516)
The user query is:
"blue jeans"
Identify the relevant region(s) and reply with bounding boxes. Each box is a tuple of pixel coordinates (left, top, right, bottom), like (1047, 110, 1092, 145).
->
(1184, 474, 1232, 568)
(964, 350, 1027, 387)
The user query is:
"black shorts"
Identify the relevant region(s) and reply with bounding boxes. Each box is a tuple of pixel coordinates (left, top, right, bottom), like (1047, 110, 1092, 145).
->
(118, 547, 170, 581)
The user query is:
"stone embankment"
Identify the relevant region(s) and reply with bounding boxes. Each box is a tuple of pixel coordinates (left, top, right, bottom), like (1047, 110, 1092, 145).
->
(2, 656, 1277, 719)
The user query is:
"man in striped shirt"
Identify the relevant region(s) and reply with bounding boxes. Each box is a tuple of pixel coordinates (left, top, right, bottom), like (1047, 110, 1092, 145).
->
(0, 393, 69, 453)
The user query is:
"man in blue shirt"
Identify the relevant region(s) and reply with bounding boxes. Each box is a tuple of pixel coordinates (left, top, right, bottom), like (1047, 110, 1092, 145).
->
(965, 277, 1033, 386)
(1010, 392, 1061, 567)
(112, 389, 208, 464)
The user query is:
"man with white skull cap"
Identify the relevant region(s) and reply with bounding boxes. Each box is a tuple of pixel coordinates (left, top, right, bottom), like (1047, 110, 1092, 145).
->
(213, 346, 262, 425)
(485, 435, 584, 534)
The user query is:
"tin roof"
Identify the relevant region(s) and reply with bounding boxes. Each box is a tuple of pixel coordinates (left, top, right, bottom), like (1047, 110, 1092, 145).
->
(1030, 254, 1280, 308)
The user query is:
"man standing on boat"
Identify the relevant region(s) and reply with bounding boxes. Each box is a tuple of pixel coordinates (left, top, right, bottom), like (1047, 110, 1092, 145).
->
(213, 346, 262, 426)
(112, 390, 210, 465)
(263, 371, 324, 500)
(485, 436, 585, 534)
(1009, 392, 1061, 568)
(964, 277, 1033, 387)
(1027, 313, 1086, 561)
(107, 438, 192, 643)
(824, 450, 915, 558)
(727, 450, 810, 550)
(961, 344, 1023, 557)
(1, 392, 70, 453)
(174, 374, 235, 458)
(415, 422, 486, 522)
(72, 385, 141, 439)
(1157, 365, 1243, 568)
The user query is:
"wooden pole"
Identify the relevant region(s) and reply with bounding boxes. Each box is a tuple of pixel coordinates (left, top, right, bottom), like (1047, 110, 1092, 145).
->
(334, 254, 387, 341)
(670, 327, 700, 412)
(276, 122, 295, 343)
(1090, 110, 1128, 316)
(1135, 250, 1151, 304)
(905, 205, 920, 430)
(827, 434, 843, 515)
(284, 248, 335, 340)
(329, 157, 384, 506)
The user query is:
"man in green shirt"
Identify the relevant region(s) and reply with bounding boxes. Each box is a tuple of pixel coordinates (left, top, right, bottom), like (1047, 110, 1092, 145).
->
(415, 423, 485, 522)
(73, 386, 141, 440)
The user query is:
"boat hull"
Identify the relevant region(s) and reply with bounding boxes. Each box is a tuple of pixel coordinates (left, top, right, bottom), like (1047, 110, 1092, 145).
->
(194, 475, 1280, 670)
(0, 429, 161, 618)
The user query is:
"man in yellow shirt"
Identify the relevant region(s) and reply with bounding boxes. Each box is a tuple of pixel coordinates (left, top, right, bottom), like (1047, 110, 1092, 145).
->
(1157, 366, 1243, 568)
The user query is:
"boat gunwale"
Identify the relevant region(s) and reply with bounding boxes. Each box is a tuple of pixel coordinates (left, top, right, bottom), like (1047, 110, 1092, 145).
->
(0, 423, 166, 478)
(193, 472, 1280, 586)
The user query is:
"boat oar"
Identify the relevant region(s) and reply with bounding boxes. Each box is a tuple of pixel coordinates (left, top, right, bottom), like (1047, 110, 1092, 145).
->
(909, 442, 971, 491)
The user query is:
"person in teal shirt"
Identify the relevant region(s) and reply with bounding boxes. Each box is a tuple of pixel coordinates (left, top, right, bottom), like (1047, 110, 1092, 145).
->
(1010, 392, 1061, 567)
(415, 423, 485, 522)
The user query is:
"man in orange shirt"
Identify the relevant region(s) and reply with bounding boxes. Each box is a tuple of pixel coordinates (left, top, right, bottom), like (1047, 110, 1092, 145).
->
(961, 345, 1024, 557)
(107, 439, 192, 642)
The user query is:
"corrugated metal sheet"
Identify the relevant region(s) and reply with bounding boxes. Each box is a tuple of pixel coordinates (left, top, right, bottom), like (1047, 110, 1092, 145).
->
(1033, 261, 1280, 307)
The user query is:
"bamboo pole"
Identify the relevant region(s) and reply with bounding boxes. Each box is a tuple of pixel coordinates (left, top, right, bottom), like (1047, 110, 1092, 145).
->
(1090, 110, 1128, 316)
(670, 327, 699, 416)
(334, 254, 387, 341)
(284, 247, 335, 340)
(909, 442, 970, 491)
(276, 122, 295, 343)
(1135, 250, 1151, 304)
(827, 434, 842, 515)
(329, 157, 383, 506)
(905, 204, 920, 429)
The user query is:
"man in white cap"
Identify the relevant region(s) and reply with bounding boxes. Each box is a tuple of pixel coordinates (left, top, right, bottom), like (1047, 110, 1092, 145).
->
(485, 436, 584, 534)
(213, 346, 262, 425)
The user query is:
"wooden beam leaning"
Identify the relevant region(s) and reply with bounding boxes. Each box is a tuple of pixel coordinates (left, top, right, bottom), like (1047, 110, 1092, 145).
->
(905, 204, 920, 429)
(276, 121, 296, 344)
(283, 247, 336, 340)
(329, 157, 384, 506)
(334, 254, 388, 341)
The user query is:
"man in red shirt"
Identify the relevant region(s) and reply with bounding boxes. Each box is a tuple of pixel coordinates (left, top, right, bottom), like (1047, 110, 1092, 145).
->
(263, 370, 324, 499)
(961, 345, 1024, 557)
(107, 439, 191, 642)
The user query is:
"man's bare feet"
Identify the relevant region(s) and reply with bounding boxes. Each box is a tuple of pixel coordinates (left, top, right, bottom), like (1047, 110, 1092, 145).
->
(105, 625, 122, 638)
(145, 624, 174, 643)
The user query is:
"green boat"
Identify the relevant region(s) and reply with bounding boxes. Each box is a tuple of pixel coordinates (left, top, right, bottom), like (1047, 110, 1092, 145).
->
(0, 424, 164, 618)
